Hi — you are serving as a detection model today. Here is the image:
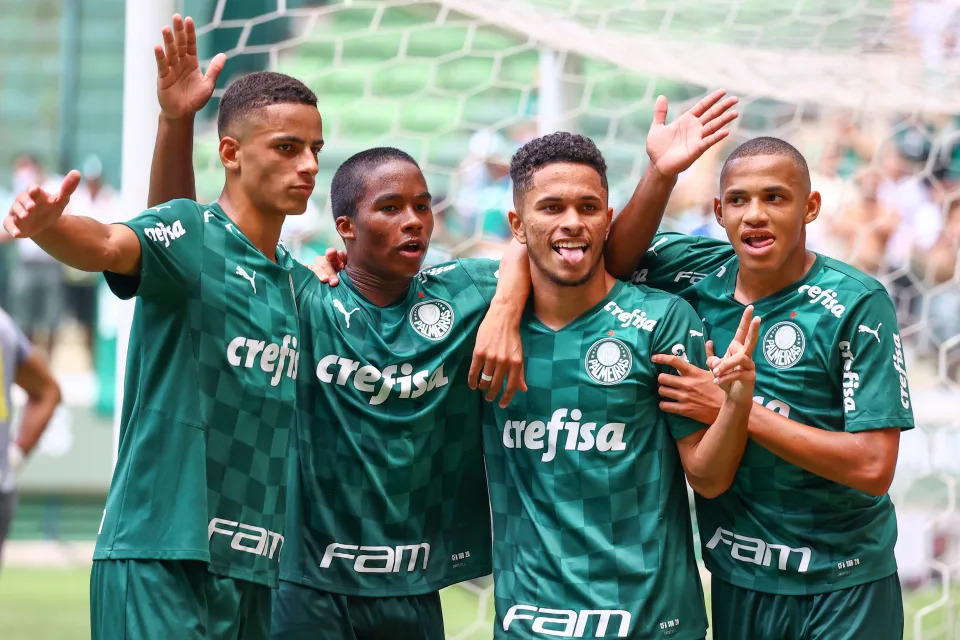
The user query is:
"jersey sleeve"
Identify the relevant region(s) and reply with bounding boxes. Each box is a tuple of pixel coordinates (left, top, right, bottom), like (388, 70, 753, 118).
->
(651, 297, 711, 440)
(834, 289, 916, 432)
(455, 257, 501, 303)
(103, 199, 203, 301)
(631, 232, 734, 294)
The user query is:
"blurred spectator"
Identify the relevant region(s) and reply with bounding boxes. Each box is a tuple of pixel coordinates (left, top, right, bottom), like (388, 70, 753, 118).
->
(875, 134, 943, 324)
(10, 155, 66, 357)
(454, 129, 514, 241)
(832, 168, 900, 275)
(907, 0, 960, 69)
(62, 156, 120, 355)
(0, 304, 61, 566)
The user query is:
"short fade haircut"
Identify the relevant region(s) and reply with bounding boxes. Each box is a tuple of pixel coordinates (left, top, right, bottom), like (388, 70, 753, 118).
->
(217, 71, 318, 138)
(330, 147, 420, 220)
(510, 132, 608, 205)
(720, 136, 810, 190)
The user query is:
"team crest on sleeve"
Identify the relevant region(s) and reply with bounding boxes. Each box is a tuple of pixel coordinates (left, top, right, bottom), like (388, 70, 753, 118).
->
(585, 338, 633, 385)
(409, 299, 454, 341)
(762, 321, 805, 369)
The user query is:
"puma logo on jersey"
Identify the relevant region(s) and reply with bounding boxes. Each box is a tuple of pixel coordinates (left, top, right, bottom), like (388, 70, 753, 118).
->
(705, 526, 812, 573)
(689, 329, 704, 338)
(208, 518, 284, 560)
(316, 355, 449, 405)
(797, 285, 847, 318)
(332, 300, 359, 328)
(226, 334, 299, 386)
(646, 236, 670, 257)
(503, 604, 631, 638)
(858, 323, 881, 343)
(502, 409, 627, 463)
(143, 220, 186, 247)
(235, 266, 257, 293)
(320, 542, 430, 573)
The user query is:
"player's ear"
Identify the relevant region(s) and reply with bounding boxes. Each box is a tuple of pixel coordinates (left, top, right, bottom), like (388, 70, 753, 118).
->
(335, 215, 355, 241)
(219, 137, 241, 172)
(713, 196, 723, 226)
(605, 207, 613, 240)
(508, 209, 526, 244)
(804, 190, 822, 225)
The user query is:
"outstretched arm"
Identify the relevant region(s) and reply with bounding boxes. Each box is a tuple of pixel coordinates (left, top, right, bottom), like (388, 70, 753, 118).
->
(605, 89, 738, 279)
(4, 173, 141, 275)
(148, 14, 225, 207)
(660, 305, 761, 498)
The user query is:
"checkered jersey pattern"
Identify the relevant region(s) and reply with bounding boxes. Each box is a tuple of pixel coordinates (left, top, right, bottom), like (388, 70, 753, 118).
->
(484, 282, 710, 640)
(281, 258, 498, 596)
(640, 235, 916, 595)
(96, 201, 298, 587)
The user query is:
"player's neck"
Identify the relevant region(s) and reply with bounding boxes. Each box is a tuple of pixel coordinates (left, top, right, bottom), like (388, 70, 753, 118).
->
(344, 264, 411, 307)
(531, 262, 616, 330)
(735, 248, 817, 304)
(217, 191, 284, 263)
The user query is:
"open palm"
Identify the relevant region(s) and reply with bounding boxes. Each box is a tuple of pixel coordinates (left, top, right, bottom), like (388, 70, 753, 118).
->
(154, 14, 226, 119)
(646, 89, 739, 178)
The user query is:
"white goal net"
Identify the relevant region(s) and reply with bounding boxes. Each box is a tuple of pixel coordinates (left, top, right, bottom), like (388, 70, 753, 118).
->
(178, 1, 960, 637)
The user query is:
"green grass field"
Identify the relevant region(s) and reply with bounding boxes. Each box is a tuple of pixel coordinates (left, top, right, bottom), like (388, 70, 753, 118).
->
(0, 568, 955, 639)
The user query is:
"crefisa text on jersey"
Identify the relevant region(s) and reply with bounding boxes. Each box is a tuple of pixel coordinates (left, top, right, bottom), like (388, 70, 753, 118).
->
(797, 285, 847, 317)
(226, 334, 299, 386)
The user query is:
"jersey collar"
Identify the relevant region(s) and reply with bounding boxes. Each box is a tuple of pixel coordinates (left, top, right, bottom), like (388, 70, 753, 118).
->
(722, 252, 826, 308)
(526, 279, 626, 333)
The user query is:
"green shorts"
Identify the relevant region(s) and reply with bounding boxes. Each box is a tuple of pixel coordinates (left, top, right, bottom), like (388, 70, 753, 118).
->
(269, 580, 444, 640)
(711, 574, 903, 640)
(89, 559, 271, 640)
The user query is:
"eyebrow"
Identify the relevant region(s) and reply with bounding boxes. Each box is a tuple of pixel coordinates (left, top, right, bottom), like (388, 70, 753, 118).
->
(725, 185, 789, 195)
(372, 191, 433, 205)
(534, 194, 603, 205)
(270, 134, 325, 146)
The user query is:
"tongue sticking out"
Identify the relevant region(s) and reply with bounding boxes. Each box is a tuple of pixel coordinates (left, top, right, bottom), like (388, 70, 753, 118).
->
(747, 236, 775, 249)
(557, 247, 586, 265)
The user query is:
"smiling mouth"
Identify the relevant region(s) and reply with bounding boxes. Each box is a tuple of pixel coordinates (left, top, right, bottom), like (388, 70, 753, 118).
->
(552, 240, 588, 265)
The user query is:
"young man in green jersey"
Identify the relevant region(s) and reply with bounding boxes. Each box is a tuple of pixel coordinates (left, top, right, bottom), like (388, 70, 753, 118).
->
(4, 25, 321, 639)
(146, 16, 743, 639)
(610, 137, 913, 639)
(479, 131, 760, 640)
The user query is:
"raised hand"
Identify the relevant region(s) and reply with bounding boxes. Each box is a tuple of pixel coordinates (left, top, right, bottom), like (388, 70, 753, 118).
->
(646, 89, 739, 178)
(709, 305, 762, 404)
(155, 14, 226, 120)
(308, 247, 348, 286)
(4, 171, 81, 239)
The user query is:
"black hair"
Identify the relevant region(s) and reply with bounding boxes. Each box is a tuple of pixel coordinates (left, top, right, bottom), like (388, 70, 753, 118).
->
(509, 132, 608, 205)
(720, 136, 810, 189)
(330, 147, 420, 219)
(217, 71, 318, 138)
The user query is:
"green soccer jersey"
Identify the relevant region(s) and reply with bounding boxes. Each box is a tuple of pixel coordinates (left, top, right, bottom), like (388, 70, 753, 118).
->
(484, 281, 710, 640)
(95, 200, 299, 587)
(638, 234, 915, 595)
(281, 258, 498, 596)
